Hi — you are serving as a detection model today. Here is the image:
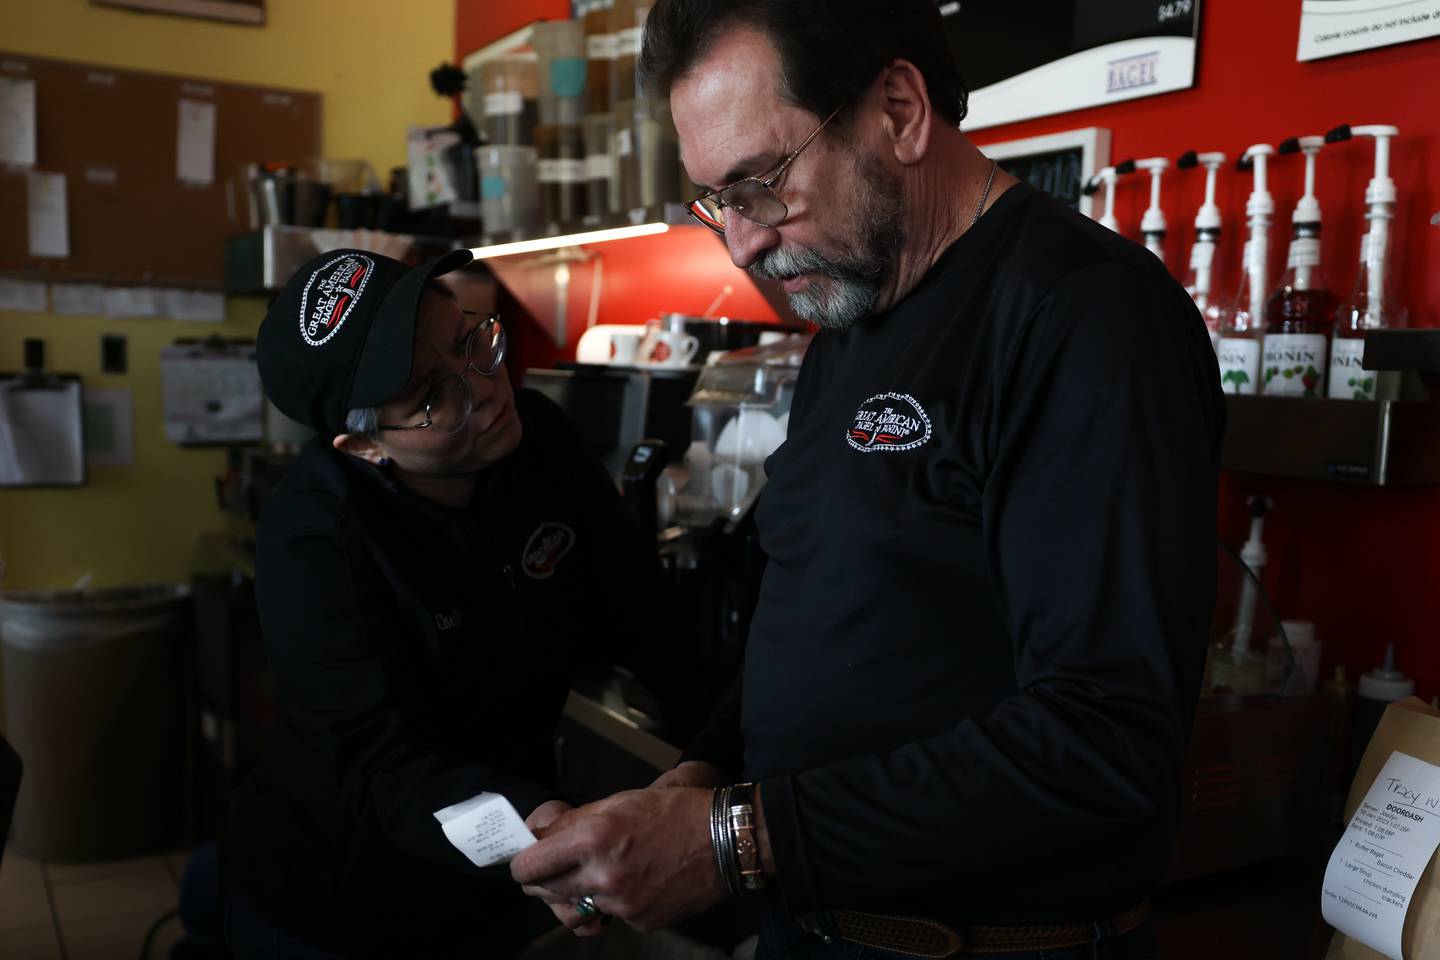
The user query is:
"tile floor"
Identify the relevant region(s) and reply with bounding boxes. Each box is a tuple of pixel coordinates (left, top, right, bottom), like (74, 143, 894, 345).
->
(0, 850, 189, 960)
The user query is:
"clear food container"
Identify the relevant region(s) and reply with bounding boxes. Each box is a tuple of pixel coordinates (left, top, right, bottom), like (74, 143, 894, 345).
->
(663, 333, 812, 527)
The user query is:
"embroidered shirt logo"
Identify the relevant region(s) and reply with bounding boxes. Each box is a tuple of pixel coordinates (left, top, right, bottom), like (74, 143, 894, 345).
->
(434, 609, 463, 631)
(299, 253, 374, 347)
(846, 393, 933, 453)
(521, 522, 576, 580)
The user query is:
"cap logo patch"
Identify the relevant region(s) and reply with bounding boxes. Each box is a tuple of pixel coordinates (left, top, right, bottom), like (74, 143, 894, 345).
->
(521, 522, 576, 580)
(299, 253, 374, 347)
(846, 392, 932, 453)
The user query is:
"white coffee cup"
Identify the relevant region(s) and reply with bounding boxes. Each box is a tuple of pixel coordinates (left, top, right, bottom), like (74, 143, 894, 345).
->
(576, 325, 646, 365)
(640, 328, 700, 366)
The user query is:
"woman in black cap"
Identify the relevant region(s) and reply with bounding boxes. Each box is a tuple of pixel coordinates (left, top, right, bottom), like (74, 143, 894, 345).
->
(221, 248, 672, 957)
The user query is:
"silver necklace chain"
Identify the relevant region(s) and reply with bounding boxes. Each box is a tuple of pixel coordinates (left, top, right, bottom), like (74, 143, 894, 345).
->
(970, 158, 998, 229)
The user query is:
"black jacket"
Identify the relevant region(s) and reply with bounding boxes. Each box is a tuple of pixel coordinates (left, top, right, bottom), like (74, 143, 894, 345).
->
(224, 390, 670, 955)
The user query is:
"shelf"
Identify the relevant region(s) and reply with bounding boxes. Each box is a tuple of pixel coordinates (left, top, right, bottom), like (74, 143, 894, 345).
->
(1221, 333, 1440, 485)
(1221, 389, 1440, 485)
(468, 203, 697, 260)
(222, 225, 467, 295)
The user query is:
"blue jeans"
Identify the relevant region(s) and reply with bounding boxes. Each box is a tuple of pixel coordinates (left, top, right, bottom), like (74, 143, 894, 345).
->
(756, 908, 1159, 960)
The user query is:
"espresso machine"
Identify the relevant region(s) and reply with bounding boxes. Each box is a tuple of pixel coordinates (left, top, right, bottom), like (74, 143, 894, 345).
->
(618, 335, 811, 739)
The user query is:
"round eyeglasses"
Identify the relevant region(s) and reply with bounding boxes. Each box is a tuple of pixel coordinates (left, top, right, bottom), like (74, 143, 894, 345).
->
(686, 105, 843, 236)
(377, 313, 507, 436)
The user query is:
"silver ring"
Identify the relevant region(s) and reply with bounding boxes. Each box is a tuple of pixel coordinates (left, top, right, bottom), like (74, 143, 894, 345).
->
(574, 895, 599, 919)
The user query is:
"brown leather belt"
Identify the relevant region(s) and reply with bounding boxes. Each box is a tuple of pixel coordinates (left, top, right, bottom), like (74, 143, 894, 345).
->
(830, 901, 1151, 958)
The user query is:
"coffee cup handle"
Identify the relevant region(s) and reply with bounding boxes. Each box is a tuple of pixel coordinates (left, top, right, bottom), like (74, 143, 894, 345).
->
(680, 335, 700, 364)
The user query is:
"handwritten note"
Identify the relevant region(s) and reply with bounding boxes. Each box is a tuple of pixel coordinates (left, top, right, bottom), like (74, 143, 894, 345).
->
(1323, 751, 1440, 959)
(433, 792, 536, 869)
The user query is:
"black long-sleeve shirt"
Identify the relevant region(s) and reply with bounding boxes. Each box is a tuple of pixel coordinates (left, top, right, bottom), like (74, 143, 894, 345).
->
(684, 182, 1224, 925)
(224, 390, 673, 955)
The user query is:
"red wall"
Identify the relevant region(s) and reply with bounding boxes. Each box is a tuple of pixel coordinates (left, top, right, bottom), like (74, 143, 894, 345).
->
(459, 2, 1440, 695)
(963, 4, 1440, 698)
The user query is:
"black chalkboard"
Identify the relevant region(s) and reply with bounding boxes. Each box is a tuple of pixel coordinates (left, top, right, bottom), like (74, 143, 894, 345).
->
(997, 147, 1086, 210)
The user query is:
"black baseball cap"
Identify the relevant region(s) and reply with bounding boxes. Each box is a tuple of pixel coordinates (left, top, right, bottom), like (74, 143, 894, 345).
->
(257, 247, 473, 437)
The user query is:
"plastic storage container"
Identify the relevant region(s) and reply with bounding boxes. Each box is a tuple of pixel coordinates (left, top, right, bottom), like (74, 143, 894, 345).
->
(478, 54, 540, 146)
(534, 20, 588, 129)
(536, 124, 588, 226)
(608, 0, 650, 107)
(583, 0, 616, 115)
(1263, 620, 1320, 695)
(478, 145, 540, 237)
(666, 334, 812, 526)
(0, 585, 190, 862)
(614, 98, 682, 213)
(583, 112, 617, 219)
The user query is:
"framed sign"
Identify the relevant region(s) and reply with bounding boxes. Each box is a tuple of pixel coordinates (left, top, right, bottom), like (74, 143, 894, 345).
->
(941, 1, 1202, 130)
(1297, 0, 1440, 61)
(92, 0, 264, 26)
(982, 127, 1112, 220)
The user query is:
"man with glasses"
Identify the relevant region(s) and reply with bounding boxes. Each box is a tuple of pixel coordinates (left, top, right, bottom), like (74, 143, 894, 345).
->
(513, 2, 1223, 958)
(223, 249, 675, 957)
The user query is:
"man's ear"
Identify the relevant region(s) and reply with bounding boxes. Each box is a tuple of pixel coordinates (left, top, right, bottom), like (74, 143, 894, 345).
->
(878, 59, 934, 167)
(333, 432, 387, 465)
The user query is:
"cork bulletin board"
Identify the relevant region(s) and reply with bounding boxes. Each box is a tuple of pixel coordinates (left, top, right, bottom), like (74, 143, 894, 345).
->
(0, 51, 319, 290)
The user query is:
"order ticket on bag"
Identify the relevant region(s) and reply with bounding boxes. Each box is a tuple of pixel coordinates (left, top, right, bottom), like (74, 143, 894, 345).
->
(434, 793, 536, 868)
(1322, 751, 1440, 959)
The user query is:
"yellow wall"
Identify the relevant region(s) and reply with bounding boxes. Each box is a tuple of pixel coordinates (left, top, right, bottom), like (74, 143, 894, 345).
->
(0, 0, 455, 592)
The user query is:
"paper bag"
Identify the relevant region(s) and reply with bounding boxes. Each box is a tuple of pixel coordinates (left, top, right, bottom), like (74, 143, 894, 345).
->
(1328, 697, 1440, 959)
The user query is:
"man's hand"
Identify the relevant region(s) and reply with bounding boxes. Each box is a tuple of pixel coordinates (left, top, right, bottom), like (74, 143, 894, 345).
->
(650, 760, 726, 790)
(523, 800, 605, 936)
(511, 787, 725, 933)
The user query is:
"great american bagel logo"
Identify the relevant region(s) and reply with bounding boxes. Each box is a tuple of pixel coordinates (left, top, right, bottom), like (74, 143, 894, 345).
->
(299, 253, 374, 347)
(521, 522, 576, 580)
(846, 392, 932, 453)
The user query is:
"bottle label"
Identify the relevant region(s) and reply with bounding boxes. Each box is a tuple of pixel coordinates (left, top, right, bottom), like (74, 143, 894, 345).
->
(1288, 237, 1320, 269)
(1329, 337, 1376, 400)
(615, 127, 634, 157)
(1189, 241, 1214, 271)
(484, 91, 523, 117)
(1262, 333, 1327, 397)
(585, 153, 612, 179)
(615, 27, 643, 56)
(1217, 338, 1261, 395)
(539, 159, 587, 184)
(587, 34, 618, 60)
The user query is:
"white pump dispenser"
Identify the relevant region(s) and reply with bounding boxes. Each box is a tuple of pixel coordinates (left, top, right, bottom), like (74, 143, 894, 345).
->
(1135, 157, 1169, 261)
(1238, 144, 1276, 321)
(1214, 145, 1274, 395)
(1327, 123, 1408, 400)
(1206, 495, 1273, 695)
(1279, 136, 1326, 290)
(1083, 165, 1120, 232)
(1179, 150, 1227, 347)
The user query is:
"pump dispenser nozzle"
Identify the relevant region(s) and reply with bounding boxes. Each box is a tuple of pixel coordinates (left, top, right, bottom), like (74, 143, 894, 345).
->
(1178, 151, 1227, 335)
(1135, 157, 1169, 260)
(1082, 165, 1121, 232)
(1328, 124, 1406, 399)
(1239, 144, 1276, 320)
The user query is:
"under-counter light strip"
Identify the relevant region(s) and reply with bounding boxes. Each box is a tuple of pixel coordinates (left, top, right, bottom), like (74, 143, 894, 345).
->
(468, 222, 671, 259)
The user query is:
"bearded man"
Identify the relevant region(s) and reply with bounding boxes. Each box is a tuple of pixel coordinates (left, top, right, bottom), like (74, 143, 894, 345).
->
(513, 3, 1223, 958)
